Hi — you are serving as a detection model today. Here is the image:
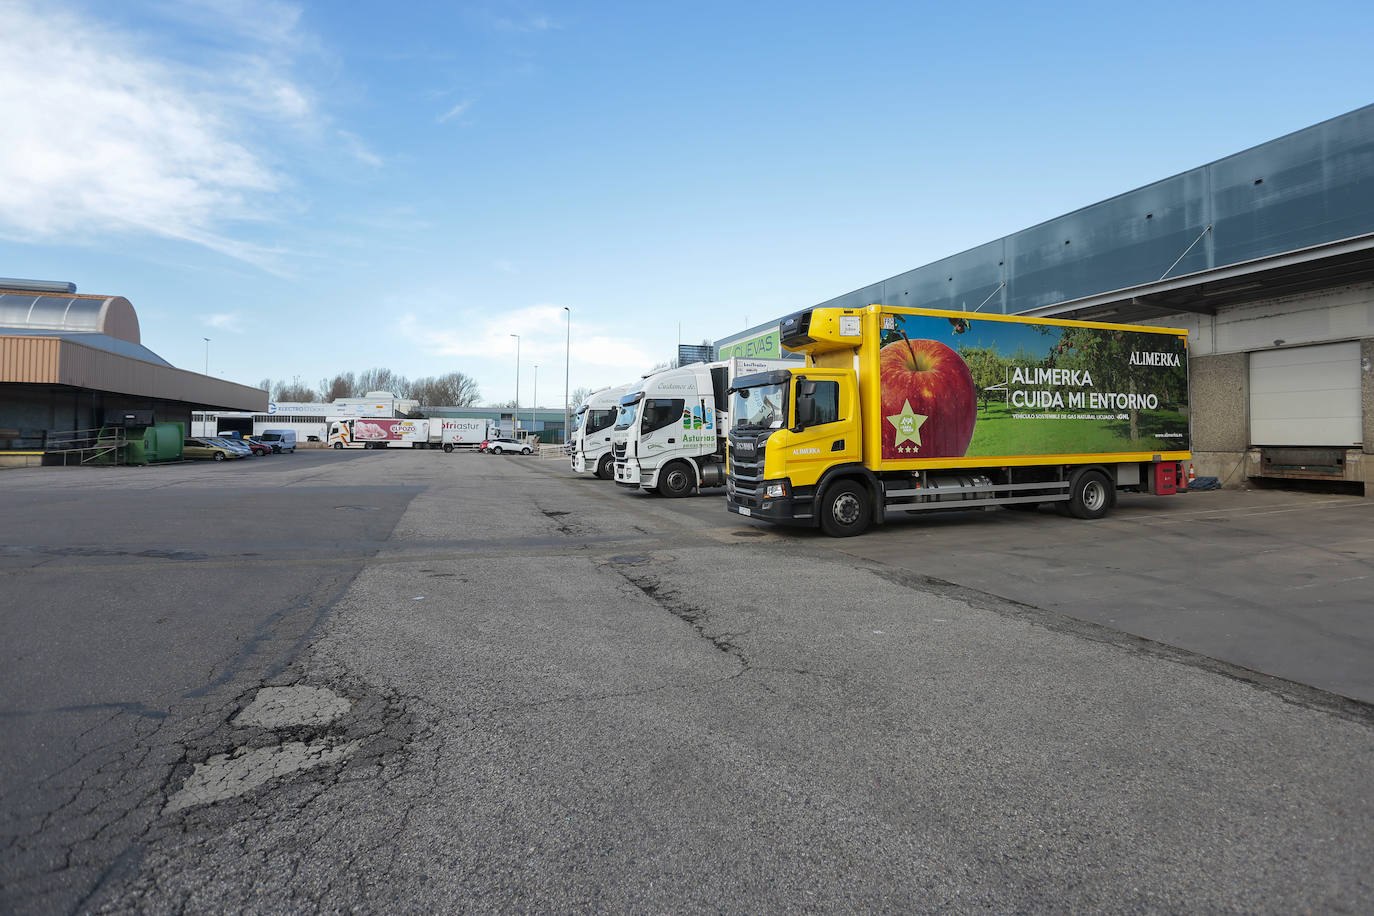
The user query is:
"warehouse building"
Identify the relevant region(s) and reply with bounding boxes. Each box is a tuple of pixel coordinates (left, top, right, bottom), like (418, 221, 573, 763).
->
(0, 279, 266, 467)
(719, 105, 1374, 493)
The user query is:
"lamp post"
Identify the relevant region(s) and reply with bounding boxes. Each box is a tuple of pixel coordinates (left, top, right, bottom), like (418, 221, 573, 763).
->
(563, 307, 571, 445)
(532, 364, 538, 441)
(203, 337, 210, 375)
(510, 333, 520, 438)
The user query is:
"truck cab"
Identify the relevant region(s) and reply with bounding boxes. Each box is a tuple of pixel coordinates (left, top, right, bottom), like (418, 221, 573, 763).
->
(571, 383, 632, 478)
(613, 363, 723, 497)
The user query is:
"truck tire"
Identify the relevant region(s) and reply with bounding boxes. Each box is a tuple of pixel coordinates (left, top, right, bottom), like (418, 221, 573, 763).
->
(1066, 469, 1112, 519)
(595, 454, 613, 479)
(819, 480, 872, 537)
(333, 442, 343, 449)
(658, 461, 695, 498)
(443, 444, 454, 453)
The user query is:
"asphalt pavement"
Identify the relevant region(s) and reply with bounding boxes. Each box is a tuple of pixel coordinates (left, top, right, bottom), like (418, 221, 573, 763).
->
(1, 449, 1370, 913)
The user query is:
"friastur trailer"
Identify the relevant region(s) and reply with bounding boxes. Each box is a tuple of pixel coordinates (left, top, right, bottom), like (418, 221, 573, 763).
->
(725, 305, 1191, 536)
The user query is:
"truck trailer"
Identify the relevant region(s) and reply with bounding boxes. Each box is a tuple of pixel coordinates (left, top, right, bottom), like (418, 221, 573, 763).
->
(613, 357, 793, 497)
(327, 417, 425, 448)
(725, 305, 1190, 536)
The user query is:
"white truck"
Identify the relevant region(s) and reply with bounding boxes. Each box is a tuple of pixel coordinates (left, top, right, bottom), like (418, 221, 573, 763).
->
(613, 358, 792, 497)
(327, 417, 495, 450)
(570, 383, 633, 478)
(435, 418, 491, 452)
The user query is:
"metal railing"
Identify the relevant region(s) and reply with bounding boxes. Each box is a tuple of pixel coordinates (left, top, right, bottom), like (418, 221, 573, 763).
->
(40, 427, 129, 466)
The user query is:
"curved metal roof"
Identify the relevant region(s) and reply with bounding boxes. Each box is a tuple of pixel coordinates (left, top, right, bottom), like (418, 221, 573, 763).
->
(0, 291, 141, 343)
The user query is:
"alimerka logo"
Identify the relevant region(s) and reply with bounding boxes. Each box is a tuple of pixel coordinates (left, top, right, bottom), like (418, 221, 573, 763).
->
(1129, 351, 1182, 367)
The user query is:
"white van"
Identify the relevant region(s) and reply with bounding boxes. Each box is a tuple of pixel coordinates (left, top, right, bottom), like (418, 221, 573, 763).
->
(257, 429, 297, 453)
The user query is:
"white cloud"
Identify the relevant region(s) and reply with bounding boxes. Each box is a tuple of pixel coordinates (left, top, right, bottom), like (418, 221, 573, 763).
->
(337, 130, 383, 167)
(437, 99, 473, 124)
(204, 312, 245, 332)
(400, 304, 654, 372)
(0, 1, 323, 270)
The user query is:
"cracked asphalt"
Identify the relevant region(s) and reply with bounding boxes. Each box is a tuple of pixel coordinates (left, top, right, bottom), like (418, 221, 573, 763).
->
(1, 450, 1371, 913)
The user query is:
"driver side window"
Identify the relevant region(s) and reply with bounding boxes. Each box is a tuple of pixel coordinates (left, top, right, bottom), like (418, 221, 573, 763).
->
(803, 381, 840, 426)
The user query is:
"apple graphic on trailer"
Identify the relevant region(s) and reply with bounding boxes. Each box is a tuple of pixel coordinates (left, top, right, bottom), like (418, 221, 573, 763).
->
(878, 334, 977, 458)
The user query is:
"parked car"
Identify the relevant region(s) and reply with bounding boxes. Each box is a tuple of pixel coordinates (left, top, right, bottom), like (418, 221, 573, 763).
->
(257, 429, 297, 452)
(481, 437, 533, 455)
(209, 436, 251, 458)
(218, 432, 270, 456)
(183, 437, 232, 461)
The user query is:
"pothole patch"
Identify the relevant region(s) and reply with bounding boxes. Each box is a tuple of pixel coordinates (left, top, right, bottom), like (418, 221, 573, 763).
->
(166, 685, 358, 815)
(233, 685, 352, 729)
(164, 739, 360, 814)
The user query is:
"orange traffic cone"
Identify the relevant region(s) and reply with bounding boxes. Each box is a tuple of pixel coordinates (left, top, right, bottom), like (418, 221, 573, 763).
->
(1187, 463, 1196, 488)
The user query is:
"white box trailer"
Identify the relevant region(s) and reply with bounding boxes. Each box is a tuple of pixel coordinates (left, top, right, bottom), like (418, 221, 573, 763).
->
(438, 418, 492, 451)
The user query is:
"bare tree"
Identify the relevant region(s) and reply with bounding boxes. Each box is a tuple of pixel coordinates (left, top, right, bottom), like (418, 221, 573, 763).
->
(318, 372, 355, 402)
(569, 385, 594, 407)
(355, 367, 411, 398)
(411, 371, 481, 407)
(274, 375, 319, 402)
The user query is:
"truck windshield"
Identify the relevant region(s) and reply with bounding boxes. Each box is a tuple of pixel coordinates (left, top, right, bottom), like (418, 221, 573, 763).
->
(614, 402, 638, 431)
(641, 398, 685, 434)
(586, 409, 616, 434)
(571, 410, 585, 433)
(731, 383, 787, 430)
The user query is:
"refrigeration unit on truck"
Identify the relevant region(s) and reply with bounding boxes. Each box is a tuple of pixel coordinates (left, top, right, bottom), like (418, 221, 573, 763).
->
(614, 357, 793, 497)
(571, 383, 633, 478)
(725, 305, 1191, 536)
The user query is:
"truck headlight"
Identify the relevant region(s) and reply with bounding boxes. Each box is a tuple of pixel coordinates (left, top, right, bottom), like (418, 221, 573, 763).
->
(764, 480, 789, 499)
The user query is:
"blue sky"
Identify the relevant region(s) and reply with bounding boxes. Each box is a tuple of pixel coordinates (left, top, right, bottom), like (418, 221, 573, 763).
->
(2, 0, 1370, 406)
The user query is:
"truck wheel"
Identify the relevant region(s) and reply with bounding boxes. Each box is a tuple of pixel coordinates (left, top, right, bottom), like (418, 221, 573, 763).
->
(1067, 470, 1112, 519)
(332, 442, 343, 449)
(595, 454, 614, 479)
(820, 480, 871, 537)
(443, 444, 454, 453)
(658, 462, 695, 498)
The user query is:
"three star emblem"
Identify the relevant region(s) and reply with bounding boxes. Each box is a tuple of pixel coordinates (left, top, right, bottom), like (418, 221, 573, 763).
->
(886, 400, 928, 450)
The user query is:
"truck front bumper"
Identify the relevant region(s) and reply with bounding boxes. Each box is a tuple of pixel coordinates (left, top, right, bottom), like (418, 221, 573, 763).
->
(614, 458, 647, 488)
(725, 487, 815, 526)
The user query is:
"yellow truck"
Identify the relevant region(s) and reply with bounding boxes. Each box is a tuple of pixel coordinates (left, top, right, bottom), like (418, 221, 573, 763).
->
(724, 304, 1191, 536)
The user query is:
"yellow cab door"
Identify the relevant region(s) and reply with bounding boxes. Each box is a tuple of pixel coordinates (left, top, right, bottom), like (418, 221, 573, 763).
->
(780, 370, 860, 489)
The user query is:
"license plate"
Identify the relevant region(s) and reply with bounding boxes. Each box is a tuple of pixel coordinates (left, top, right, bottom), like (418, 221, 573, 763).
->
(737, 507, 751, 516)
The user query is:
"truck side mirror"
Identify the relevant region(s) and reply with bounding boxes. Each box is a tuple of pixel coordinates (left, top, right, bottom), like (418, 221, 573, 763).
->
(794, 397, 816, 431)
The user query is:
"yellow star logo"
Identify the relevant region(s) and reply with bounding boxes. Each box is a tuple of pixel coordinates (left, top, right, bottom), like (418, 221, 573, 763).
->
(887, 400, 928, 449)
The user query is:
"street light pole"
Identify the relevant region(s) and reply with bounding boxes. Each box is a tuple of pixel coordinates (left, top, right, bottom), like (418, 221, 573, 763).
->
(509, 333, 520, 438)
(532, 365, 538, 441)
(203, 337, 210, 375)
(563, 307, 571, 445)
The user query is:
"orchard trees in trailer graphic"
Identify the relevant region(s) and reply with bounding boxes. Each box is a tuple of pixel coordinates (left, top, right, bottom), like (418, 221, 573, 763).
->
(878, 313, 1189, 461)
